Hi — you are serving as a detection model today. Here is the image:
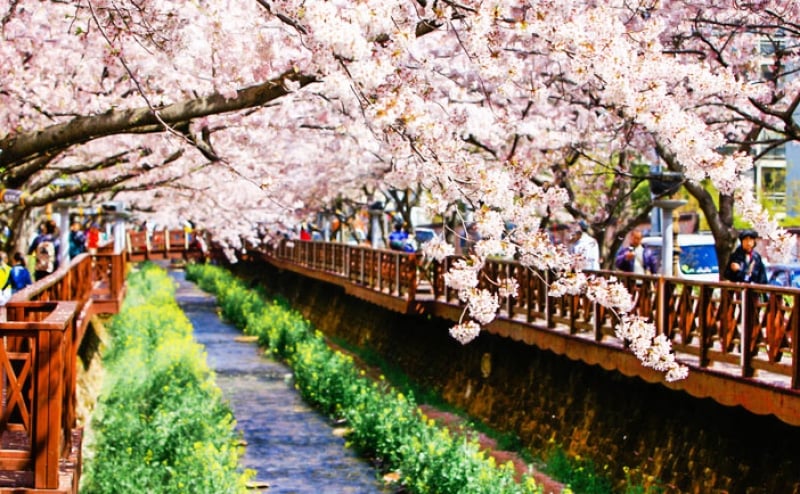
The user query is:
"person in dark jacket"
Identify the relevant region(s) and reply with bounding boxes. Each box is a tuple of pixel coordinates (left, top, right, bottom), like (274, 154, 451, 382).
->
(615, 228, 658, 274)
(28, 220, 60, 281)
(724, 230, 767, 284)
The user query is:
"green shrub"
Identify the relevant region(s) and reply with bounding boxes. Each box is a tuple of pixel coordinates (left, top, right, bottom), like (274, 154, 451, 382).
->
(82, 264, 251, 493)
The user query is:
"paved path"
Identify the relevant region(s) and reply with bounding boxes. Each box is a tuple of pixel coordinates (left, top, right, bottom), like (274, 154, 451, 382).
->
(171, 270, 390, 494)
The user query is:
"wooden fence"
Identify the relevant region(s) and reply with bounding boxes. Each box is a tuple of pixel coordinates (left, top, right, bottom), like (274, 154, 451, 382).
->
(0, 249, 126, 493)
(257, 239, 800, 426)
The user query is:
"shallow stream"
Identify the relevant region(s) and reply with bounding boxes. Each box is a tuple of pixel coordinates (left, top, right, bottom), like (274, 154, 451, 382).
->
(172, 270, 391, 494)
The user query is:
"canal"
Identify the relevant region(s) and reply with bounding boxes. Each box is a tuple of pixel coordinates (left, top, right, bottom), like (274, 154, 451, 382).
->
(172, 270, 391, 494)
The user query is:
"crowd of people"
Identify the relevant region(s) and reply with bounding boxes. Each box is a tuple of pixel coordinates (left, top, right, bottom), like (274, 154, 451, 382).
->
(290, 210, 778, 287)
(0, 218, 105, 305)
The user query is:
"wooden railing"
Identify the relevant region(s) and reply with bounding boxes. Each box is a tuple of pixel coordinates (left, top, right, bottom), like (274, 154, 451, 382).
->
(126, 232, 800, 425)
(0, 250, 126, 492)
(433, 256, 800, 384)
(273, 241, 418, 301)
(126, 229, 206, 263)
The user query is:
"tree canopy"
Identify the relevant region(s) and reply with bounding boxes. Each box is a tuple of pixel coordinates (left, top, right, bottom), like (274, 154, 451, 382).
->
(3, 0, 800, 379)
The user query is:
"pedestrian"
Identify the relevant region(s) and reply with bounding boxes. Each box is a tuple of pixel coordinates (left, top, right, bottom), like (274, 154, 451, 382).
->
(28, 220, 60, 281)
(4, 252, 32, 293)
(86, 222, 101, 255)
(299, 224, 312, 241)
(615, 228, 658, 275)
(388, 223, 408, 251)
(68, 221, 87, 258)
(723, 230, 767, 284)
(570, 220, 600, 271)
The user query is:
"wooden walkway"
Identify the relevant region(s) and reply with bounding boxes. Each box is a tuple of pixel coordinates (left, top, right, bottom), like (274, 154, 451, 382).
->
(0, 247, 125, 493)
(256, 240, 800, 427)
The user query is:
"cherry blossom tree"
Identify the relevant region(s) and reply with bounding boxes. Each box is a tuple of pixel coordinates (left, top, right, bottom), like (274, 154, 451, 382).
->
(4, 0, 800, 381)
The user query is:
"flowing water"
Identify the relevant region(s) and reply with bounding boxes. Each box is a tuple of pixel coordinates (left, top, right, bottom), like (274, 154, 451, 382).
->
(171, 270, 391, 494)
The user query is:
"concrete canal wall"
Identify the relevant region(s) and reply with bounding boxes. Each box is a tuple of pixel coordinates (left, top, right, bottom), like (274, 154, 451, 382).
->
(239, 261, 800, 494)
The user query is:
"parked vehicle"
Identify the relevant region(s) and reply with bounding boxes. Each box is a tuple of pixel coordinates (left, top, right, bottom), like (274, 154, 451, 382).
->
(414, 227, 436, 246)
(642, 234, 719, 282)
(765, 263, 800, 288)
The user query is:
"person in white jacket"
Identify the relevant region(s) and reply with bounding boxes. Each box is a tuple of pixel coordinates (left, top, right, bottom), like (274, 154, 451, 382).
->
(570, 220, 600, 271)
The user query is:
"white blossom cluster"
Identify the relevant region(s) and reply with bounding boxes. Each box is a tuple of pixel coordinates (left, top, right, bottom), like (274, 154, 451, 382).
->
(465, 288, 500, 325)
(549, 272, 590, 297)
(584, 276, 635, 313)
(421, 236, 456, 262)
(497, 277, 519, 299)
(443, 258, 481, 292)
(616, 315, 689, 382)
(449, 320, 482, 345)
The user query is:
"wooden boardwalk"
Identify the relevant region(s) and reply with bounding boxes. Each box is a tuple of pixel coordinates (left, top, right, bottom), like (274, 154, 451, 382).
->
(125, 231, 800, 426)
(251, 239, 800, 428)
(0, 247, 125, 493)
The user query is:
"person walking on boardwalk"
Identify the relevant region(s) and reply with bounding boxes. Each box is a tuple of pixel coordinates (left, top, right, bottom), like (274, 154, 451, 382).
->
(724, 230, 767, 284)
(86, 222, 101, 255)
(615, 228, 658, 275)
(570, 220, 600, 271)
(28, 220, 60, 281)
(0, 252, 11, 304)
(68, 221, 87, 258)
(4, 252, 32, 294)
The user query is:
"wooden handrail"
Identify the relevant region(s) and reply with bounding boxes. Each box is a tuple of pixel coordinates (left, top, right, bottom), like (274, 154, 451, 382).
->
(0, 251, 126, 491)
(125, 229, 206, 262)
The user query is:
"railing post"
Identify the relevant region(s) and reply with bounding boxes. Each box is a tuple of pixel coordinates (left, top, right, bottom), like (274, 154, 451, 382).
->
(376, 251, 382, 291)
(112, 252, 125, 299)
(525, 269, 533, 323)
(593, 302, 603, 341)
(360, 249, 365, 285)
(145, 230, 152, 260)
(569, 295, 578, 335)
(407, 255, 417, 301)
(546, 270, 555, 329)
(656, 277, 666, 335)
(741, 288, 755, 378)
(345, 246, 351, 280)
(699, 286, 710, 367)
(793, 293, 800, 389)
(395, 254, 400, 296)
(34, 328, 64, 489)
(505, 264, 513, 319)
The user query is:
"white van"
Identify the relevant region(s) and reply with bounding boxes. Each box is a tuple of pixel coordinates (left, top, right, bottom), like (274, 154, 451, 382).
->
(642, 234, 720, 282)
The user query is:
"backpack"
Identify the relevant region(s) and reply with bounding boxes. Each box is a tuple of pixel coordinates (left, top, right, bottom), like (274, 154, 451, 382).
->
(35, 239, 55, 273)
